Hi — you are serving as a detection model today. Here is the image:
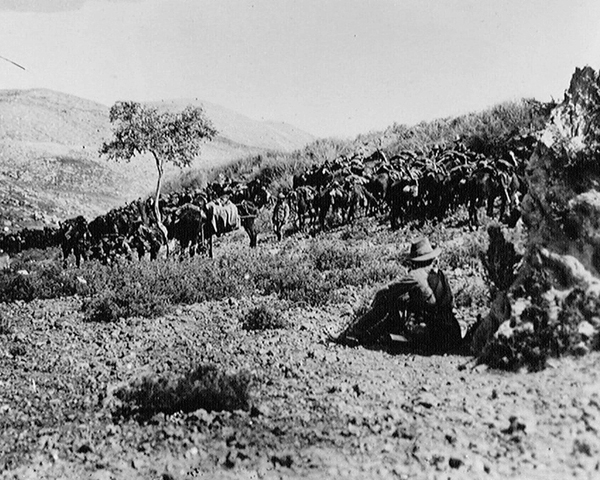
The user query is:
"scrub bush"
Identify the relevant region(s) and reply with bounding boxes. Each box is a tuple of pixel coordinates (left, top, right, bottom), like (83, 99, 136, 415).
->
(0, 262, 80, 302)
(114, 364, 252, 419)
(242, 304, 287, 331)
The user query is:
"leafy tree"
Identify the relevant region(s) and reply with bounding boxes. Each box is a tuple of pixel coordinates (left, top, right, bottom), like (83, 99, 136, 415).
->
(100, 101, 218, 240)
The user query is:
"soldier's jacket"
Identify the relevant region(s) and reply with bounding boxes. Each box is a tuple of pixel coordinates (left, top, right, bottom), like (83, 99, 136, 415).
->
(380, 267, 461, 350)
(386, 267, 453, 314)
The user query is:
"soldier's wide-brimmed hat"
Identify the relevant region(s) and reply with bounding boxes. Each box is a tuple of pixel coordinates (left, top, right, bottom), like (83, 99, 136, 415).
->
(409, 237, 441, 262)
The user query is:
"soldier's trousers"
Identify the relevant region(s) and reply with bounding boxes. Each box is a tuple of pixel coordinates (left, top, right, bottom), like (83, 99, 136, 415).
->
(338, 288, 403, 345)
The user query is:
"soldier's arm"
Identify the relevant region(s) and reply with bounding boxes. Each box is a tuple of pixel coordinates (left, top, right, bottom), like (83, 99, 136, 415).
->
(386, 275, 418, 298)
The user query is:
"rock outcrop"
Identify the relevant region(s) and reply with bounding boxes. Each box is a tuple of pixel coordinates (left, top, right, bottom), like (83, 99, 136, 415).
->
(478, 67, 600, 370)
(523, 66, 600, 277)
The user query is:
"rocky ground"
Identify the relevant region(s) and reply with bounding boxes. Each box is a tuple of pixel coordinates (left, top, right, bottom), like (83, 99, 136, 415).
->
(1, 286, 599, 479)
(0, 214, 599, 479)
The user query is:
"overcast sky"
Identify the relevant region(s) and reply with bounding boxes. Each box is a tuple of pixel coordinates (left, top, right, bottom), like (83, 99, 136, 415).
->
(1, 0, 599, 137)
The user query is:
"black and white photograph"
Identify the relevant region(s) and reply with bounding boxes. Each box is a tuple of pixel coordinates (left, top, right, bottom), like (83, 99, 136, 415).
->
(1, 1, 600, 478)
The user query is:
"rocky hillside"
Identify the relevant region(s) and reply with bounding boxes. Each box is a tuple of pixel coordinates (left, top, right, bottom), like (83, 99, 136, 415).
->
(0, 89, 315, 230)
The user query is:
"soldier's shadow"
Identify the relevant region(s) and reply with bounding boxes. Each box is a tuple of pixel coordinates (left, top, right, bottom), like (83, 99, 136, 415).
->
(361, 335, 475, 357)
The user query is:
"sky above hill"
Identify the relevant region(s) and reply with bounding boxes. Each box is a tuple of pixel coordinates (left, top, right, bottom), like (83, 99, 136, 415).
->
(0, 0, 599, 138)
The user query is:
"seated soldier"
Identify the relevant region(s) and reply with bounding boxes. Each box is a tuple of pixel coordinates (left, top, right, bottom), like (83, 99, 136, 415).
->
(333, 237, 463, 353)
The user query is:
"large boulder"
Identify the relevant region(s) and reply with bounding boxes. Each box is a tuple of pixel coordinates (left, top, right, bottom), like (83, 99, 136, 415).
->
(477, 67, 600, 370)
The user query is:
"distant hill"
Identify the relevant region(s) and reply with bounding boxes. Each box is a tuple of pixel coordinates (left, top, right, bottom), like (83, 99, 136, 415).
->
(151, 99, 315, 152)
(0, 89, 315, 230)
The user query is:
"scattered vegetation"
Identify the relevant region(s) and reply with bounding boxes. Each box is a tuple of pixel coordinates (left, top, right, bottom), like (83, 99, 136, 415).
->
(0, 235, 406, 322)
(113, 364, 252, 419)
(383, 99, 550, 157)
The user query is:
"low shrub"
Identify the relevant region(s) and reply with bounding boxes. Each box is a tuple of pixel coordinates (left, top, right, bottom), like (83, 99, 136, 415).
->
(114, 364, 252, 419)
(2, 274, 35, 302)
(7, 242, 406, 319)
(304, 240, 405, 294)
(340, 221, 373, 241)
(480, 288, 599, 371)
(336, 262, 404, 287)
(309, 241, 367, 271)
(83, 292, 124, 322)
(265, 264, 334, 305)
(35, 263, 80, 298)
(441, 230, 487, 271)
(453, 277, 489, 309)
(0, 262, 80, 302)
(82, 266, 171, 322)
(242, 304, 287, 331)
(0, 227, 415, 319)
